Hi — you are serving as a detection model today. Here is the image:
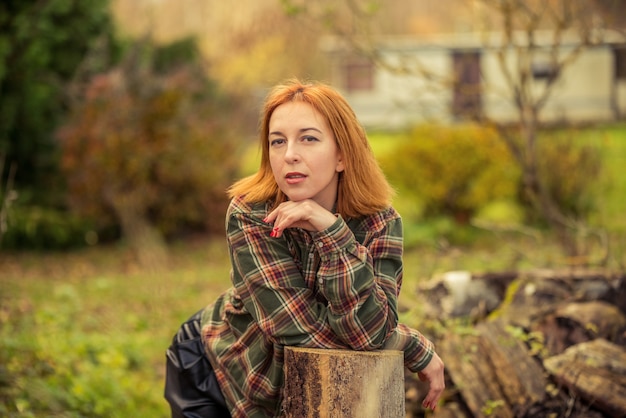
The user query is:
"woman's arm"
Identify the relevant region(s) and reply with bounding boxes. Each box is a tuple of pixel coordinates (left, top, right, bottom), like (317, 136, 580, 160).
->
(227, 201, 401, 351)
(311, 215, 402, 350)
(228, 208, 344, 349)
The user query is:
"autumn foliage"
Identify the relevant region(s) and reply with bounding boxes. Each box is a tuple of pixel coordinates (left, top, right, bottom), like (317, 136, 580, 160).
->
(381, 124, 520, 223)
(57, 41, 242, 253)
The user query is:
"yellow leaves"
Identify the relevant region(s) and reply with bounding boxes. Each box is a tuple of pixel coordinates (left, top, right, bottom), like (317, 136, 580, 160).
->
(380, 123, 521, 220)
(212, 35, 292, 93)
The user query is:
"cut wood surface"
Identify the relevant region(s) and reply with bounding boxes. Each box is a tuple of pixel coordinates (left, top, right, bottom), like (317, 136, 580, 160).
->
(283, 347, 405, 418)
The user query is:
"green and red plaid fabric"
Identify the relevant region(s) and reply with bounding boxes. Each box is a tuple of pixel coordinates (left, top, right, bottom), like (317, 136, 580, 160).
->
(201, 195, 434, 417)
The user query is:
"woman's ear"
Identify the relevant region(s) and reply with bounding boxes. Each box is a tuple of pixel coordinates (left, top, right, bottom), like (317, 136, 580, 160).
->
(336, 154, 345, 173)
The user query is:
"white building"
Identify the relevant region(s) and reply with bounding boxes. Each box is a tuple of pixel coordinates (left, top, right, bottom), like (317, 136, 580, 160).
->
(321, 31, 626, 129)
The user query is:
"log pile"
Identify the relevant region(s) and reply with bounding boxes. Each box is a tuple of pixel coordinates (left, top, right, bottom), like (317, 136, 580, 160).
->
(406, 269, 626, 418)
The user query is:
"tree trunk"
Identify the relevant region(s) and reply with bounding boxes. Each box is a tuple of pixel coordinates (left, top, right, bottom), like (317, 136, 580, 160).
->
(106, 188, 168, 271)
(283, 347, 405, 418)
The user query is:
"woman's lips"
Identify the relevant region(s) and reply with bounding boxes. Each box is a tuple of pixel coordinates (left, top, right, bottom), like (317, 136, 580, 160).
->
(285, 172, 306, 184)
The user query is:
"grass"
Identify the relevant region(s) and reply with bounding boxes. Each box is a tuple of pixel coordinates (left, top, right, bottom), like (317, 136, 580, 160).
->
(590, 124, 626, 230)
(0, 240, 233, 417)
(1, 123, 625, 416)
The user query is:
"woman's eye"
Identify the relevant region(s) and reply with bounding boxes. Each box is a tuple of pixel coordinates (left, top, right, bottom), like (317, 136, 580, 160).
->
(270, 138, 285, 146)
(302, 136, 318, 142)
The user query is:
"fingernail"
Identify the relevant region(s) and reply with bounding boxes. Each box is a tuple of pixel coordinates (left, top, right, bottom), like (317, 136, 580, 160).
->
(270, 230, 276, 238)
(262, 217, 268, 223)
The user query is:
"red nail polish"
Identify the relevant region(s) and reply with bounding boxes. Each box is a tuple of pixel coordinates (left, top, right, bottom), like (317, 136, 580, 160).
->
(270, 230, 276, 238)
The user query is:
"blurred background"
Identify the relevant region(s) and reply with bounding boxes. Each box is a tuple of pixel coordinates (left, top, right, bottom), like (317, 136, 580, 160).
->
(1, 0, 625, 417)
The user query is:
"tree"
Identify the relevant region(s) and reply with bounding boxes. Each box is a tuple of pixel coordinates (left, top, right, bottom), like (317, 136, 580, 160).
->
(57, 38, 242, 268)
(468, 0, 619, 257)
(0, 156, 17, 245)
(112, 0, 328, 97)
(0, 0, 116, 201)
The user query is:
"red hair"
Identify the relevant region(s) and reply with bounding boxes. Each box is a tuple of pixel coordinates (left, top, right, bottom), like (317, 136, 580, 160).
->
(228, 79, 394, 218)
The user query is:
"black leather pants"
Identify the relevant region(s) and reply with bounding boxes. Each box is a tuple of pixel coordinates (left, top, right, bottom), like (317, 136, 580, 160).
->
(164, 310, 231, 418)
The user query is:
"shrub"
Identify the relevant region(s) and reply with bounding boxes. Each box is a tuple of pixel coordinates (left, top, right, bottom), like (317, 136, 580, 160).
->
(1, 203, 96, 250)
(380, 124, 521, 223)
(57, 39, 243, 243)
(535, 130, 603, 221)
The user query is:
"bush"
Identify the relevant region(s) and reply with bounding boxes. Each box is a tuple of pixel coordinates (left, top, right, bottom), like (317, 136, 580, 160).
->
(57, 39, 243, 242)
(535, 130, 603, 221)
(380, 124, 521, 223)
(0, 204, 97, 250)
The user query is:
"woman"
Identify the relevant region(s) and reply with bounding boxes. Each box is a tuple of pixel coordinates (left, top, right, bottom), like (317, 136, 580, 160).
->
(165, 79, 445, 418)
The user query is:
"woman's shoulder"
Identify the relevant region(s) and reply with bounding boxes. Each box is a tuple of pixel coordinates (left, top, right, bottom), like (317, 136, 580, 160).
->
(348, 206, 401, 233)
(227, 194, 270, 218)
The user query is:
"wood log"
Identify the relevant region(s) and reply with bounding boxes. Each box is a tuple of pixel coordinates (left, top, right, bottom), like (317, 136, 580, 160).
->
(438, 319, 546, 418)
(490, 269, 626, 330)
(420, 268, 626, 418)
(531, 301, 626, 355)
(418, 270, 517, 320)
(283, 347, 405, 418)
(544, 338, 626, 418)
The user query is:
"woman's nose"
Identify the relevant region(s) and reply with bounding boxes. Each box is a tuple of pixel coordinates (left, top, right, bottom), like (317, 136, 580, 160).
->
(284, 142, 300, 162)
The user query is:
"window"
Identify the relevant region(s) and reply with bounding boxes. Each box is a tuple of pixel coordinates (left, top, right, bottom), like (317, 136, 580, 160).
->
(614, 46, 626, 80)
(531, 54, 558, 80)
(452, 50, 482, 119)
(344, 57, 374, 92)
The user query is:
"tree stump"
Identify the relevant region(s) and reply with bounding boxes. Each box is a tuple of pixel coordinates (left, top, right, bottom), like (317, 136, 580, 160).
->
(283, 347, 405, 418)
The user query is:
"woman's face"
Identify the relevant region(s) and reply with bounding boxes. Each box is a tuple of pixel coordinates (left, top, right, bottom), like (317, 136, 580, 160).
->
(268, 101, 344, 212)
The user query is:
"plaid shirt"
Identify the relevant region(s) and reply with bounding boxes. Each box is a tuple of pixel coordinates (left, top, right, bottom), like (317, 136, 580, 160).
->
(201, 195, 434, 417)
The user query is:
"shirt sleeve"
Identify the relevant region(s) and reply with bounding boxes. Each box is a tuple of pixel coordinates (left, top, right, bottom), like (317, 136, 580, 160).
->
(227, 201, 434, 369)
(227, 209, 346, 349)
(311, 215, 401, 350)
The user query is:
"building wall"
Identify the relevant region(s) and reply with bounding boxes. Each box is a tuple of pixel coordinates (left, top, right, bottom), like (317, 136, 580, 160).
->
(482, 46, 616, 124)
(328, 39, 623, 128)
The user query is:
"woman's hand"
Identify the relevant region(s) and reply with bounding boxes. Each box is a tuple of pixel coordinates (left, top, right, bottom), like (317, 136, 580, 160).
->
(418, 351, 445, 410)
(264, 199, 337, 238)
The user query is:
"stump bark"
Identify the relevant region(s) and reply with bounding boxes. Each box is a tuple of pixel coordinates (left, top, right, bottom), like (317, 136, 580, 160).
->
(283, 347, 405, 418)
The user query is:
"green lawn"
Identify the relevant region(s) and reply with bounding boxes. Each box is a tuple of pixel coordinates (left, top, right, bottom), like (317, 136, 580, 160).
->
(592, 124, 626, 230)
(0, 240, 233, 418)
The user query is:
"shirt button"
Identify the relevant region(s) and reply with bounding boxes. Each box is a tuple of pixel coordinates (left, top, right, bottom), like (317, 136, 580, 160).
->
(317, 242, 324, 248)
(318, 278, 323, 284)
